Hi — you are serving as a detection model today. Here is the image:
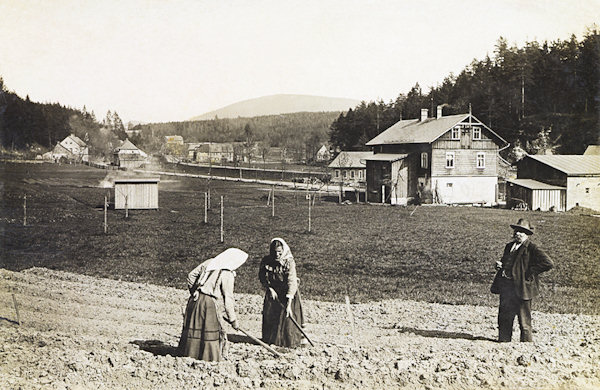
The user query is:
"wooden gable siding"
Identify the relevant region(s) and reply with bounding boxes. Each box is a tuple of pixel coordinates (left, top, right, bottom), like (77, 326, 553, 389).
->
(431, 149, 498, 176)
(431, 128, 499, 177)
(517, 159, 568, 187)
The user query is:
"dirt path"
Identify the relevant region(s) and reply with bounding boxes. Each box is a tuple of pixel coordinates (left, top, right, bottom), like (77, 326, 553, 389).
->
(1, 268, 598, 389)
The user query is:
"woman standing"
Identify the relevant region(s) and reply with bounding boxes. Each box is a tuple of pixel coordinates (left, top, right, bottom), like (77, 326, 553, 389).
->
(178, 248, 247, 361)
(259, 238, 305, 347)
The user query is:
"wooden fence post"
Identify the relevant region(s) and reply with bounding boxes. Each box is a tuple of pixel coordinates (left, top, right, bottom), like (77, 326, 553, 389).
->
(23, 194, 27, 226)
(104, 196, 108, 234)
(308, 193, 312, 232)
(125, 195, 129, 218)
(271, 186, 275, 217)
(220, 196, 224, 243)
(204, 192, 208, 224)
(12, 294, 21, 326)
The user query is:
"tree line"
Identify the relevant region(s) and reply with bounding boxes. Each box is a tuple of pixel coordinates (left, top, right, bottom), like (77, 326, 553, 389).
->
(330, 28, 599, 158)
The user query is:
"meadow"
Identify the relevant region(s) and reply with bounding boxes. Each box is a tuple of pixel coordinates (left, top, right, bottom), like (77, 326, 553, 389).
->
(2, 162, 599, 314)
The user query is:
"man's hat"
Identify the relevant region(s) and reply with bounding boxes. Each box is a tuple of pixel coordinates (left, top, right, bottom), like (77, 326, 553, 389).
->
(510, 218, 534, 235)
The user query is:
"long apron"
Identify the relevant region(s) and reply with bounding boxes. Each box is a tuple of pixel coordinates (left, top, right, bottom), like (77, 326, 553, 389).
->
(178, 292, 222, 361)
(262, 289, 305, 347)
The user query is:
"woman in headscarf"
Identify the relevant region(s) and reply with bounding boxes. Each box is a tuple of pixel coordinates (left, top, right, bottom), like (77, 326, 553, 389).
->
(259, 238, 305, 347)
(178, 248, 247, 361)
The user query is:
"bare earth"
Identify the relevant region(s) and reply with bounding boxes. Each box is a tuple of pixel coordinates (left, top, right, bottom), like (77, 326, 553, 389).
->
(1, 268, 598, 390)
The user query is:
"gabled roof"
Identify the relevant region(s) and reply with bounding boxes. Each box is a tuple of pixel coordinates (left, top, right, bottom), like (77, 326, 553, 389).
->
(64, 134, 87, 147)
(117, 139, 140, 151)
(584, 145, 600, 155)
(525, 155, 600, 175)
(328, 151, 373, 168)
(365, 113, 507, 146)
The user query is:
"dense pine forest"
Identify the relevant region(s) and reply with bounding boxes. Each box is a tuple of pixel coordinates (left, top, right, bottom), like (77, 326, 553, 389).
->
(331, 29, 599, 158)
(1, 28, 598, 160)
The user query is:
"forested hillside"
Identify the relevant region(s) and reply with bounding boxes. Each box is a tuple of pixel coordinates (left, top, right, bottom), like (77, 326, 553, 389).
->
(330, 29, 600, 158)
(130, 111, 340, 156)
(0, 78, 127, 159)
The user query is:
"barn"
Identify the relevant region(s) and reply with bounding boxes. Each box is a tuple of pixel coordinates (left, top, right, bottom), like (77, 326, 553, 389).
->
(513, 155, 600, 211)
(114, 177, 160, 209)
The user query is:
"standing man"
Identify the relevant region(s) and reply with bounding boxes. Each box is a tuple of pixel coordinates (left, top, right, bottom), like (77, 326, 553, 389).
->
(491, 218, 554, 342)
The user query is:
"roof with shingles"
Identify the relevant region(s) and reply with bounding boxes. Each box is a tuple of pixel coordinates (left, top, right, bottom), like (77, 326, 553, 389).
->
(365, 113, 507, 146)
(525, 155, 600, 175)
(328, 151, 373, 168)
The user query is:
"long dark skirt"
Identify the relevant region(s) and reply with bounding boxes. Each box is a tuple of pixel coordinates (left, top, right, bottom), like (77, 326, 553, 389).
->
(262, 290, 305, 347)
(178, 293, 222, 361)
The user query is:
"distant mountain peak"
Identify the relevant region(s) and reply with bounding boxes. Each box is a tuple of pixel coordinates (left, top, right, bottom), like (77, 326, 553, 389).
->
(190, 94, 360, 120)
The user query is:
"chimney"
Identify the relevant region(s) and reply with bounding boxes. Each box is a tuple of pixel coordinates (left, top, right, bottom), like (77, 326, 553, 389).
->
(437, 105, 443, 119)
(421, 108, 428, 122)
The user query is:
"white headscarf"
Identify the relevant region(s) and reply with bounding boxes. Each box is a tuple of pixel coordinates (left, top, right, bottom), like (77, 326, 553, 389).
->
(270, 237, 294, 265)
(198, 247, 248, 285)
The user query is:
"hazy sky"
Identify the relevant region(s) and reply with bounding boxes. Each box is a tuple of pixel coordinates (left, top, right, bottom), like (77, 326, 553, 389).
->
(0, 0, 598, 123)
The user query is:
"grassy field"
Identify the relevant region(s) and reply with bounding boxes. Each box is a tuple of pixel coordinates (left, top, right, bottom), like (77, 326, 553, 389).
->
(1, 162, 599, 315)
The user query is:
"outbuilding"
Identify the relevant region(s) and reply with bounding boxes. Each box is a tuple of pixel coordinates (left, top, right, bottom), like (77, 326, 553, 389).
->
(506, 179, 566, 211)
(514, 155, 600, 211)
(114, 177, 160, 209)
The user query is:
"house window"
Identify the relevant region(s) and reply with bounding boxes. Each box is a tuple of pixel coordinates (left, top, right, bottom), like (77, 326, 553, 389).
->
(421, 152, 428, 169)
(350, 170, 355, 179)
(476, 152, 485, 168)
(451, 126, 460, 140)
(473, 126, 481, 140)
(446, 152, 455, 169)
(446, 183, 453, 188)
(359, 170, 363, 179)
(335, 170, 340, 178)
(343, 170, 347, 178)
(586, 188, 590, 194)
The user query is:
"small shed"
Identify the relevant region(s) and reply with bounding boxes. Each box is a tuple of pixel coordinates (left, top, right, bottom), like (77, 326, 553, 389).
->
(114, 177, 160, 209)
(506, 179, 566, 211)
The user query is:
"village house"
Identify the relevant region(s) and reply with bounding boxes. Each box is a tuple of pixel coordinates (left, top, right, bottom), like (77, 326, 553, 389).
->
(364, 106, 508, 205)
(315, 145, 332, 162)
(45, 134, 89, 162)
(507, 154, 600, 211)
(113, 139, 148, 169)
(328, 151, 373, 186)
(193, 142, 235, 164)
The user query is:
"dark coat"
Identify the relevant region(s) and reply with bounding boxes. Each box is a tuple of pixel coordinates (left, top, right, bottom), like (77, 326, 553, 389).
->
(491, 240, 554, 300)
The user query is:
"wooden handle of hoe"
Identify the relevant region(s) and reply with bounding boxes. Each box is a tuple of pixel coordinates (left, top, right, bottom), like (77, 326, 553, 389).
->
(279, 301, 315, 347)
(237, 327, 283, 358)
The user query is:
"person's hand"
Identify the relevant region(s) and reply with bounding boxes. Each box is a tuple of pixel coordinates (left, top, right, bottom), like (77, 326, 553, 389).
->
(495, 261, 503, 270)
(193, 290, 199, 301)
(268, 287, 278, 300)
(230, 319, 239, 330)
(285, 299, 293, 318)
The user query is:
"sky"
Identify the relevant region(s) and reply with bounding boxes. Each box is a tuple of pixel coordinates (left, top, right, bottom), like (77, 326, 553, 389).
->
(0, 0, 598, 124)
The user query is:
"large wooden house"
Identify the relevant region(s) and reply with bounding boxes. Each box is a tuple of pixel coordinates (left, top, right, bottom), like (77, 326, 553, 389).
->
(365, 107, 508, 205)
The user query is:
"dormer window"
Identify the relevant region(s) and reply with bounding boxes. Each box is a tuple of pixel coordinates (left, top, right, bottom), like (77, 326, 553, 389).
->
(451, 126, 460, 140)
(473, 126, 481, 140)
